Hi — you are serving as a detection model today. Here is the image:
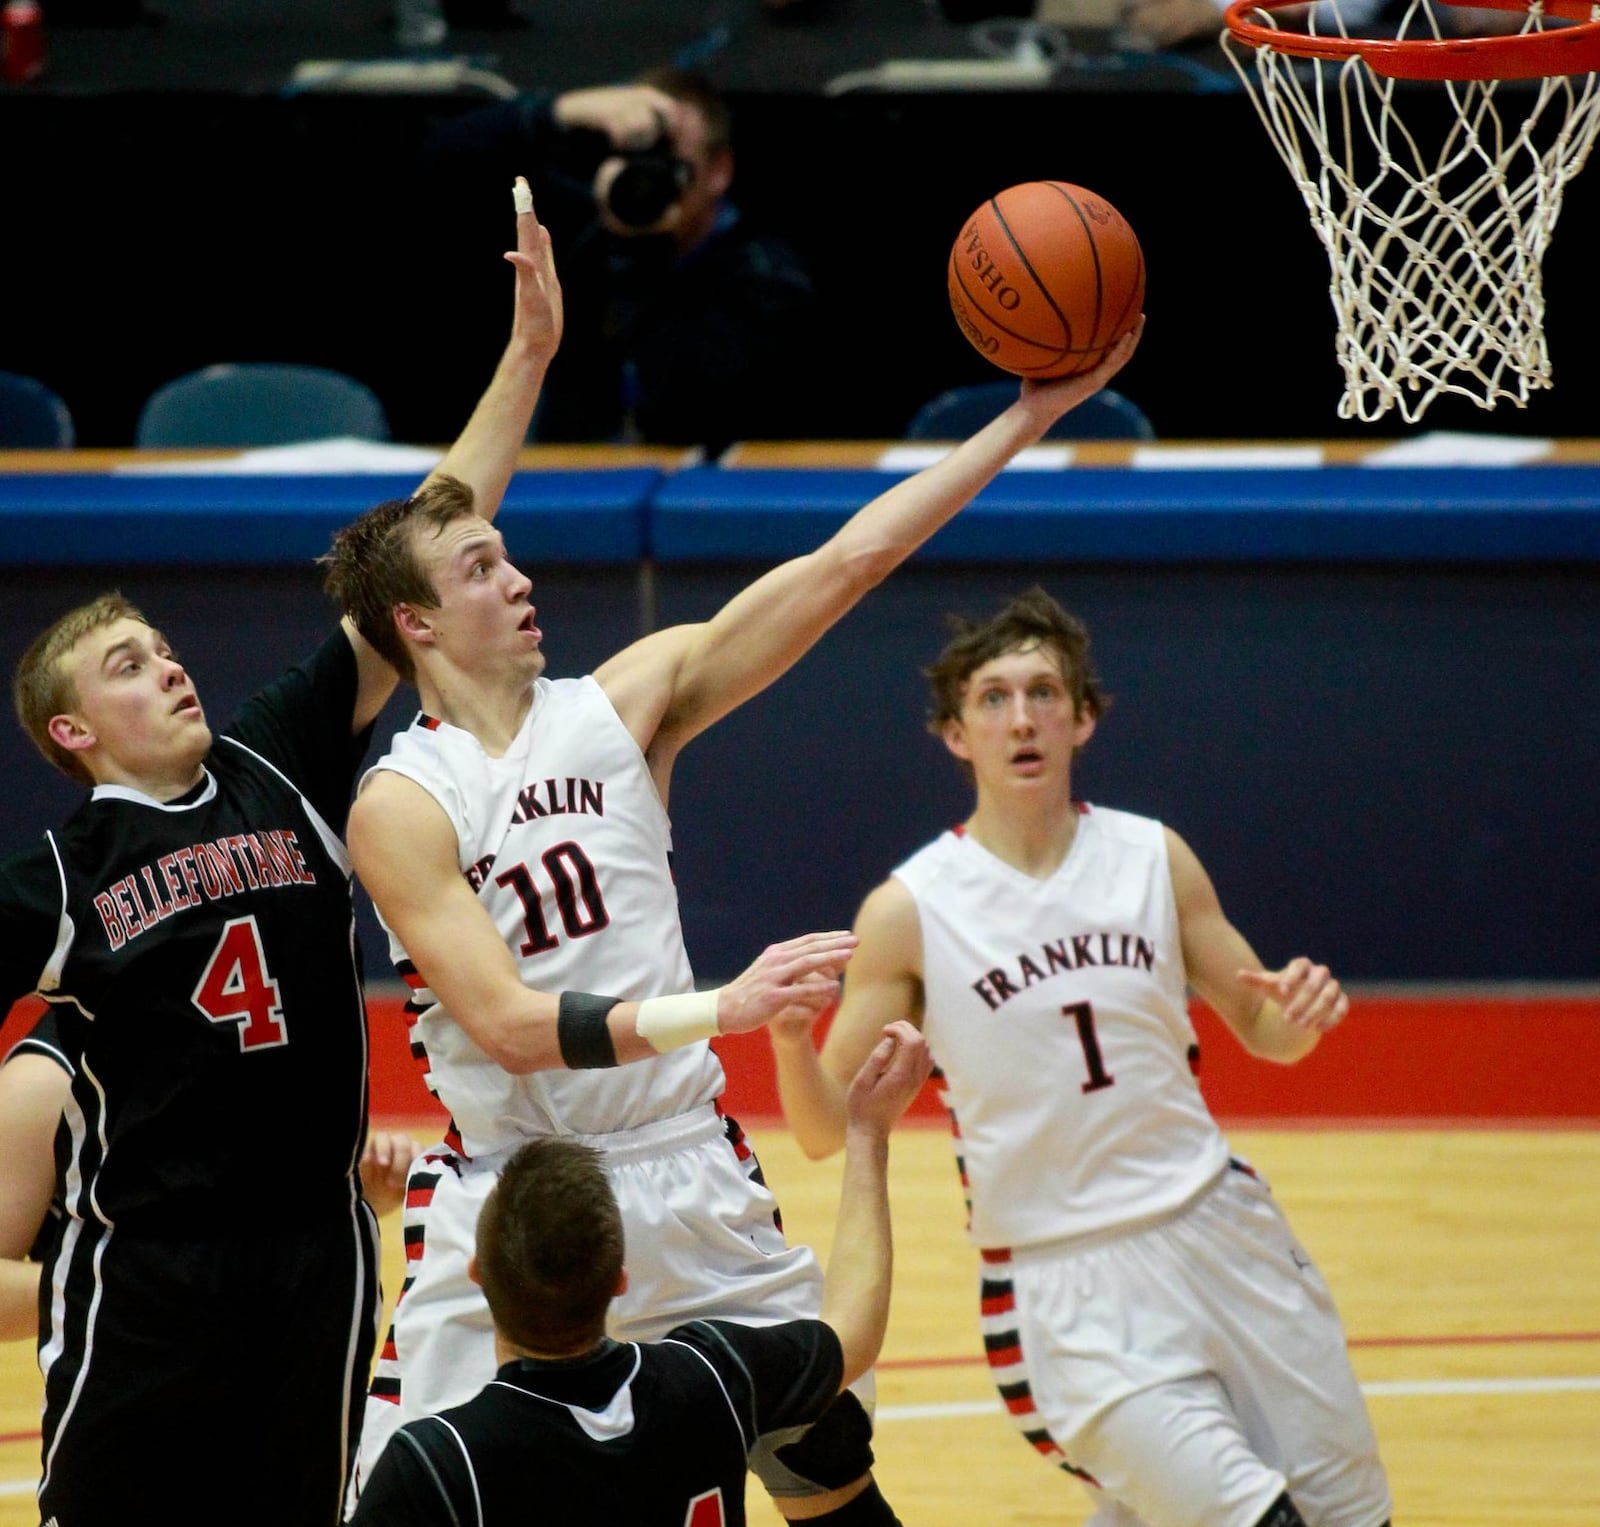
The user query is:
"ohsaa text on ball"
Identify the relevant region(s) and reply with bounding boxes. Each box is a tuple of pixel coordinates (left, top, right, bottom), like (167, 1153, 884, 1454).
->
(960, 221, 1022, 310)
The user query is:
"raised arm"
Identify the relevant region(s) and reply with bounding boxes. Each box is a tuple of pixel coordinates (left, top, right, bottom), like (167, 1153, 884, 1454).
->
(1166, 827, 1348, 1065)
(771, 876, 926, 1161)
(819, 1021, 933, 1386)
(0, 1049, 69, 1341)
(347, 770, 855, 1075)
(343, 178, 564, 734)
(595, 322, 1144, 774)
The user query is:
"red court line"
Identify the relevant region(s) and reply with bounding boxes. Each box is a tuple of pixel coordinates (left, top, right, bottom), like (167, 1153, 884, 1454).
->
(0, 1430, 35, 1444)
(877, 1330, 1600, 1371)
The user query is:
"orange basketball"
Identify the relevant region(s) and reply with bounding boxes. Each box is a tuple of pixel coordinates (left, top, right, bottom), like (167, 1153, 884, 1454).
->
(947, 181, 1145, 379)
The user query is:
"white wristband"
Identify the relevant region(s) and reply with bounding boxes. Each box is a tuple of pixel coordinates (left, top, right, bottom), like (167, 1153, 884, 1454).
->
(635, 988, 721, 1053)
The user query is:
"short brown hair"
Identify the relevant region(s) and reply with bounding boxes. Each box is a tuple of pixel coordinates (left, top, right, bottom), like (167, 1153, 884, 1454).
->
(475, 1138, 625, 1356)
(13, 592, 148, 785)
(924, 586, 1108, 733)
(638, 67, 732, 155)
(319, 474, 478, 685)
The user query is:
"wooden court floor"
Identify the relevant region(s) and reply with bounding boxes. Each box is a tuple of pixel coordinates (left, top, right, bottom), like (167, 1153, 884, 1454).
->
(0, 1124, 1595, 1524)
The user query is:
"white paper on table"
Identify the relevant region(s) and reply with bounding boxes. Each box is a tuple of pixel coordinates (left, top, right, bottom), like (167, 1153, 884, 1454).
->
(874, 444, 1075, 472)
(113, 438, 446, 475)
(1131, 445, 1325, 470)
(1361, 432, 1554, 468)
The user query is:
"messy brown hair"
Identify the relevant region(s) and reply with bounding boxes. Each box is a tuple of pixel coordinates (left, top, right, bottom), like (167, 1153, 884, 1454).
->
(924, 586, 1108, 734)
(319, 474, 478, 685)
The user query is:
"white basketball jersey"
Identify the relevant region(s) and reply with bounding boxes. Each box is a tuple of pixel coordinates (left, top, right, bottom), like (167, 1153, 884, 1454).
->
(368, 676, 720, 1154)
(894, 805, 1229, 1250)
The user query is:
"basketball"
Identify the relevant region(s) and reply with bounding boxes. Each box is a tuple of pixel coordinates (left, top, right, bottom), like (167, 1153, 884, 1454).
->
(947, 181, 1145, 380)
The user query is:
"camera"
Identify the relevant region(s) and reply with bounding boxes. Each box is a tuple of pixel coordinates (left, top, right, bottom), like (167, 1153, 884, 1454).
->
(601, 137, 694, 230)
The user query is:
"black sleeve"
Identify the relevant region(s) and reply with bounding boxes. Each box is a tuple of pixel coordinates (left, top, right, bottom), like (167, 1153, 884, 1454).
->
(4, 1005, 75, 1074)
(223, 629, 374, 834)
(348, 1421, 475, 1527)
(0, 847, 68, 1010)
(673, 1319, 845, 1444)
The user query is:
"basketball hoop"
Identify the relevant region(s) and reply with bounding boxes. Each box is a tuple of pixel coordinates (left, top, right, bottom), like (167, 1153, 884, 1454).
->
(1222, 0, 1600, 421)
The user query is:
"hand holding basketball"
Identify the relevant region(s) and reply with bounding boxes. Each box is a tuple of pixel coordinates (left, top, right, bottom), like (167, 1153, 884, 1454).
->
(948, 181, 1146, 380)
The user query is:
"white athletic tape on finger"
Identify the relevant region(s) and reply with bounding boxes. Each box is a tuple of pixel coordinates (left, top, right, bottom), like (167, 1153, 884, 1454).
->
(636, 988, 720, 1052)
(512, 181, 533, 214)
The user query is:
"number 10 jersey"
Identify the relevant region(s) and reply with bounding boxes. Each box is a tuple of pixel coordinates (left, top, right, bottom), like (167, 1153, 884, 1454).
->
(893, 805, 1229, 1252)
(370, 676, 719, 1156)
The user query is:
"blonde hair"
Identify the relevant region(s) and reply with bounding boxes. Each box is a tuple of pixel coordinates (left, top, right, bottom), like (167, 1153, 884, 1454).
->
(13, 592, 148, 784)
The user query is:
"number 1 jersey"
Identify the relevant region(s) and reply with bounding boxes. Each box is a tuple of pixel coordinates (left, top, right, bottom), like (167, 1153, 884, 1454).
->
(370, 676, 718, 1154)
(894, 805, 1228, 1251)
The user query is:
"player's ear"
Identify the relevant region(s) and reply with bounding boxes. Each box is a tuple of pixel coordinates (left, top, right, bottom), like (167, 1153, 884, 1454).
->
(940, 716, 972, 764)
(467, 1255, 481, 1288)
(1073, 708, 1097, 748)
(393, 602, 436, 648)
(614, 1267, 629, 1297)
(47, 713, 96, 757)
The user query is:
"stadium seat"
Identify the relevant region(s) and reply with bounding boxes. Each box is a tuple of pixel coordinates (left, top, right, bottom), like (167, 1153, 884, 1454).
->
(0, 371, 76, 449)
(906, 380, 1155, 442)
(135, 363, 390, 448)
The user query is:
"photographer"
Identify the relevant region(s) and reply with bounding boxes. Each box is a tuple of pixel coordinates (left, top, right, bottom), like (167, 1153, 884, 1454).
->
(419, 70, 820, 453)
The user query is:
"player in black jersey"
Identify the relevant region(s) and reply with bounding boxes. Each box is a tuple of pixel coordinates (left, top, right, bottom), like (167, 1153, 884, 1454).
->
(0, 184, 563, 1527)
(350, 1022, 930, 1527)
(0, 1004, 420, 1341)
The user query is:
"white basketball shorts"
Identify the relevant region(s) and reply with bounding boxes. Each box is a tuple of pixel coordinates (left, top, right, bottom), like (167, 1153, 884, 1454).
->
(978, 1160, 1392, 1527)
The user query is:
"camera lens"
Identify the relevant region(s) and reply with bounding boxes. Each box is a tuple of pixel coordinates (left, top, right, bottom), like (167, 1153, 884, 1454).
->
(604, 150, 691, 229)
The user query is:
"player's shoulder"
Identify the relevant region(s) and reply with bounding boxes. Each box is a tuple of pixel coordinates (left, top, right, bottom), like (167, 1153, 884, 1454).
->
(1080, 801, 1167, 849)
(889, 826, 965, 886)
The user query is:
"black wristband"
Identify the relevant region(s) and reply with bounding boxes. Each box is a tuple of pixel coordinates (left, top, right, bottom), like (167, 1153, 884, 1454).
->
(558, 991, 622, 1069)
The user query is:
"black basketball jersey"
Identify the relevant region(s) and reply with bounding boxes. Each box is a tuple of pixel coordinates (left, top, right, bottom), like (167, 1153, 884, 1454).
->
(0, 631, 374, 1231)
(351, 1319, 844, 1527)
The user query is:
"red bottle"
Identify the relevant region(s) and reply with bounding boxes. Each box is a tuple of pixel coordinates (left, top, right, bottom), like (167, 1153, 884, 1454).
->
(2, 0, 46, 85)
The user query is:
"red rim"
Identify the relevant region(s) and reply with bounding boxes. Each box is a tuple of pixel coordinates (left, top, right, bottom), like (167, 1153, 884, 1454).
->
(1223, 0, 1600, 79)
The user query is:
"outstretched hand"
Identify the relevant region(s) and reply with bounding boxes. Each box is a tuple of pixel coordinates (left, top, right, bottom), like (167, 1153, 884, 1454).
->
(845, 1020, 933, 1136)
(717, 930, 858, 1036)
(1238, 957, 1348, 1034)
(504, 176, 563, 363)
(1018, 314, 1145, 426)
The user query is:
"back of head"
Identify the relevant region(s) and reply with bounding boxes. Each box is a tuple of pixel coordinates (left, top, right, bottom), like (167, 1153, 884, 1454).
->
(923, 585, 1108, 731)
(14, 592, 148, 784)
(475, 1138, 625, 1356)
(320, 474, 478, 685)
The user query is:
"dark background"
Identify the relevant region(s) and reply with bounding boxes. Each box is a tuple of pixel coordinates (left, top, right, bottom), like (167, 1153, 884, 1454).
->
(5, 0, 1600, 446)
(2, 558, 1593, 986)
(3, 3, 1596, 989)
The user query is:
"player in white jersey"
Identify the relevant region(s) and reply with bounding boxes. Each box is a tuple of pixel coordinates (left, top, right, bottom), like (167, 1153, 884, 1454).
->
(770, 588, 1393, 1527)
(324, 196, 1144, 1523)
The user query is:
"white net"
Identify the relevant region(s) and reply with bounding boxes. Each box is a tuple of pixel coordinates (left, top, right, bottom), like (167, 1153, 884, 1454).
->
(1223, 2, 1600, 421)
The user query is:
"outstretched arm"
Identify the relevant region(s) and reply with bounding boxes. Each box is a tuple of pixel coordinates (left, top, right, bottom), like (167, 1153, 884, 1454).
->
(819, 1021, 933, 1386)
(595, 322, 1144, 779)
(1166, 827, 1348, 1064)
(0, 1050, 70, 1341)
(343, 177, 564, 733)
(347, 770, 854, 1075)
(771, 876, 926, 1161)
